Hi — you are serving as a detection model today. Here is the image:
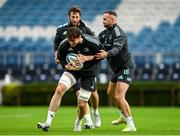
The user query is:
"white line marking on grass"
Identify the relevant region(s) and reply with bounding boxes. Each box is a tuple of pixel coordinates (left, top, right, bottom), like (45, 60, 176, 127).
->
(0, 114, 33, 118)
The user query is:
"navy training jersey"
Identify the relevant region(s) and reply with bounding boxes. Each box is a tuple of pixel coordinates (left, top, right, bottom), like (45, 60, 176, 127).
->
(57, 34, 103, 76)
(98, 24, 135, 73)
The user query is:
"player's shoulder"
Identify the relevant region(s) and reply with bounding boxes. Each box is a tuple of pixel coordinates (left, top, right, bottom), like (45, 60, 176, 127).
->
(80, 20, 93, 30)
(56, 23, 69, 36)
(83, 34, 100, 45)
(56, 23, 69, 31)
(113, 25, 126, 37)
(80, 20, 90, 27)
(59, 38, 68, 47)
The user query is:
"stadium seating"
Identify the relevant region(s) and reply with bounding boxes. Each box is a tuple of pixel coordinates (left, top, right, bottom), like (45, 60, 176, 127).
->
(171, 62, 180, 80)
(0, 0, 180, 82)
(0, 0, 121, 26)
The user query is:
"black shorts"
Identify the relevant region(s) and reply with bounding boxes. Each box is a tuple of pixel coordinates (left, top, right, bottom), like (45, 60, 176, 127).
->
(80, 76, 96, 92)
(111, 67, 135, 85)
(72, 81, 80, 92)
(70, 71, 96, 92)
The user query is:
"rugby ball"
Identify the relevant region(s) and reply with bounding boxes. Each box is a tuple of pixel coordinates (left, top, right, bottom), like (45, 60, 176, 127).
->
(66, 53, 83, 68)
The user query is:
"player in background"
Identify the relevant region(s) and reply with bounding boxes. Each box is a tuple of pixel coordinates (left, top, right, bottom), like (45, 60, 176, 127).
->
(53, 6, 101, 128)
(95, 11, 136, 132)
(38, 27, 103, 131)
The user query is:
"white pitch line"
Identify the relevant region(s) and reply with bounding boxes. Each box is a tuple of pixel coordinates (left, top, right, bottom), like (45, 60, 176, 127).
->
(0, 114, 33, 118)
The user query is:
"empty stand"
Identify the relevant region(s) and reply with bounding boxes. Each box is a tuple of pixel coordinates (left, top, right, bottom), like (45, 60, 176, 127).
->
(0, 0, 180, 82)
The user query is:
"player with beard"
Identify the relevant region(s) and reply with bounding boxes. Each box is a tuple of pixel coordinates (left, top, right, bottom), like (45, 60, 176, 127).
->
(38, 27, 103, 131)
(54, 6, 101, 128)
(95, 10, 136, 132)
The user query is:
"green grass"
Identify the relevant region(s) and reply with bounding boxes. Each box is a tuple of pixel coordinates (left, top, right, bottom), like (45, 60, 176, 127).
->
(0, 106, 180, 135)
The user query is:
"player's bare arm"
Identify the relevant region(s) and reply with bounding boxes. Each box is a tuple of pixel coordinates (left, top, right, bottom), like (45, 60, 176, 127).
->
(78, 54, 95, 63)
(54, 50, 60, 64)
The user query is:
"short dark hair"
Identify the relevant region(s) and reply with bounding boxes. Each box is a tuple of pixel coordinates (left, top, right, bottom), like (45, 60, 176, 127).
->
(104, 10, 117, 17)
(67, 27, 82, 41)
(68, 6, 81, 16)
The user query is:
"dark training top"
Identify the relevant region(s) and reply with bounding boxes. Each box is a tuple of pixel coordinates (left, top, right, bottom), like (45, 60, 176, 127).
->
(54, 20, 94, 51)
(57, 34, 103, 76)
(98, 24, 135, 73)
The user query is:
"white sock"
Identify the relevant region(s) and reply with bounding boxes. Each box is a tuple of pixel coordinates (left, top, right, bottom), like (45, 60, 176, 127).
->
(125, 116, 135, 128)
(75, 117, 82, 126)
(84, 114, 93, 125)
(92, 108, 99, 115)
(45, 111, 55, 126)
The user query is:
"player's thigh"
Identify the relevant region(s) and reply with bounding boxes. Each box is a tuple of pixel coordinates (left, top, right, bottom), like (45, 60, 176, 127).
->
(107, 81, 117, 97)
(59, 71, 77, 91)
(116, 82, 129, 98)
(55, 83, 67, 95)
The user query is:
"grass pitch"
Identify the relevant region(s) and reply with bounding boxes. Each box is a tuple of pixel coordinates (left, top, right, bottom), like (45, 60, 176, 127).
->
(0, 106, 180, 135)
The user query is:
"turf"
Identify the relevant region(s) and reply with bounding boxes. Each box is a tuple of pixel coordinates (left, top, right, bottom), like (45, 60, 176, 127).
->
(0, 106, 180, 135)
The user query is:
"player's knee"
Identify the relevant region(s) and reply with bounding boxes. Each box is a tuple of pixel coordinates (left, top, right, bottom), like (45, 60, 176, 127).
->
(78, 100, 86, 110)
(91, 90, 98, 98)
(114, 94, 124, 102)
(55, 85, 65, 96)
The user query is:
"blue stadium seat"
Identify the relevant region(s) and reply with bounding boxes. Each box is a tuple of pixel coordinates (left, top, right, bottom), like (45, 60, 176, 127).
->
(36, 63, 51, 82)
(7, 64, 23, 80)
(23, 64, 37, 83)
(0, 0, 180, 82)
(141, 62, 154, 80)
(155, 63, 170, 80)
(170, 62, 180, 81)
(0, 0, 121, 26)
(0, 65, 7, 79)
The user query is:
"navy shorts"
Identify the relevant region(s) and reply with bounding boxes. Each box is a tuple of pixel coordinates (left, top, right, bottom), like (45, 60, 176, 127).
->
(111, 67, 135, 85)
(72, 81, 81, 92)
(69, 71, 97, 92)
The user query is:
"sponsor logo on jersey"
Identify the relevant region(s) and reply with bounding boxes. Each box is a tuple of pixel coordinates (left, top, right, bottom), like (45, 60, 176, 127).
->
(83, 47, 90, 52)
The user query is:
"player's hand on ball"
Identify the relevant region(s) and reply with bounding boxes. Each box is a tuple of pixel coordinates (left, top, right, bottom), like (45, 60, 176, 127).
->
(65, 63, 81, 71)
(66, 53, 83, 70)
(77, 54, 88, 64)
